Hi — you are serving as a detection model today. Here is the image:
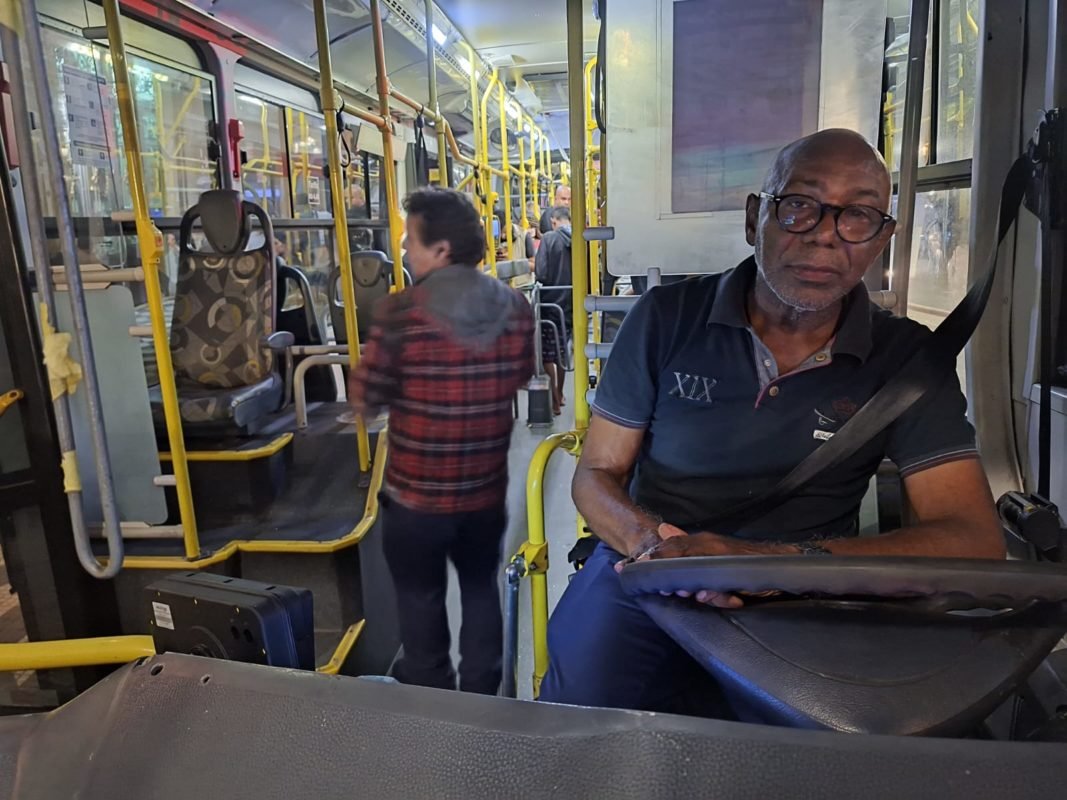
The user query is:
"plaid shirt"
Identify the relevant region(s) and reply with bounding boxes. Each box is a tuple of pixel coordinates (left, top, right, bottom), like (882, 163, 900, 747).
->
(351, 275, 535, 514)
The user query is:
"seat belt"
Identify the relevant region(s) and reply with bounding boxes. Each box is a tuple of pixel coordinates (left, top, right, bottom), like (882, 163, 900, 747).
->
(697, 149, 1035, 533)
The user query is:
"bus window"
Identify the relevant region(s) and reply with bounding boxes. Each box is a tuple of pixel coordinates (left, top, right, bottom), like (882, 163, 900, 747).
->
(906, 187, 972, 388)
(236, 92, 292, 218)
(345, 153, 369, 220)
(364, 152, 383, 220)
(36, 26, 218, 220)
(936, 0, 980, 163)
(884, 0, 934, 172)
(286, 107, 331, 218)
(36, 27, 120, 218)
(129, 56, 217, 216)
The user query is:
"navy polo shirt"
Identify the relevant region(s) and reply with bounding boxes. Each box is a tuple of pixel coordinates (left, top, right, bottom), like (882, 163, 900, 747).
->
(592, 257, 978, 542)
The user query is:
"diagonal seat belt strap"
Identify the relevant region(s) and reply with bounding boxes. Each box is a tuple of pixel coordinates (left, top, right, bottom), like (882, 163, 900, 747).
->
(699, 153, 1033, 532)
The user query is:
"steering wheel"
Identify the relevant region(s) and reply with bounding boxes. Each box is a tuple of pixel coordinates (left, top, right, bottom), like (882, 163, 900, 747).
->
(619, 556, 1067, 611)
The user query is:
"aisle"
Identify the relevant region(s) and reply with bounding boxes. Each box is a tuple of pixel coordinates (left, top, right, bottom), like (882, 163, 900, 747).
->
(445, 374, 580, 700)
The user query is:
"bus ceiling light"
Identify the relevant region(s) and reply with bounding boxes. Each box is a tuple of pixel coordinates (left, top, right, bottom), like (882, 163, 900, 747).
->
(457, 55, 473, 76)
(431, 24, 447, 46)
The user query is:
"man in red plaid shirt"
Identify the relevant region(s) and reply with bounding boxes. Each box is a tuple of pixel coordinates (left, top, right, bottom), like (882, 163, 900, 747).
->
(351, 187, 534, 695)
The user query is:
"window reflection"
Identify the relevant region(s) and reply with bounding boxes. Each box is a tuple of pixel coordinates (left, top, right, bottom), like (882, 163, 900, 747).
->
(39, 29, 218, 218)
(287, 108, 331, 217)
(936, 0, 980, 163)
(236, 92, 292, 218)
(906, 187, 971, 386)
(884, 0, 934, 172)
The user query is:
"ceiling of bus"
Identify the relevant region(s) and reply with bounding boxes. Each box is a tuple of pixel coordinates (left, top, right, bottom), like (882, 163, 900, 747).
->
(185, 0, 597, 154)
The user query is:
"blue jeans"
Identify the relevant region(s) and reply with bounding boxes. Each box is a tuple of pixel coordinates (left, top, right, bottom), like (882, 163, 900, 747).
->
(539, 543, 733, 716)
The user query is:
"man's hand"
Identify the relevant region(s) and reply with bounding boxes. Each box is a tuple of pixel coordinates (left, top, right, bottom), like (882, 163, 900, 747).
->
(647, 525, 796, 559)
(630, 524, 795, 609)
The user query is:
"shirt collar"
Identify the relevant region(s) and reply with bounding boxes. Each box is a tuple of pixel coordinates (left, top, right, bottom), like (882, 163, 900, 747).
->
(706, 255, 873, 363)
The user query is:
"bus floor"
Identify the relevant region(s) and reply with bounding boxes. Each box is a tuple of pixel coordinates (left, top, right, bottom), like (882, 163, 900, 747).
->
(443, 373, 580, 700)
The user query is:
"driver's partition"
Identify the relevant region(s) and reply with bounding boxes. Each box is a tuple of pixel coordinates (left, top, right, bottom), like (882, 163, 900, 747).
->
(620, 556, 1067, 736)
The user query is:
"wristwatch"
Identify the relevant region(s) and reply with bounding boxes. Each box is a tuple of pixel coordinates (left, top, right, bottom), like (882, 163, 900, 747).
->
(794, 540, 832, 556)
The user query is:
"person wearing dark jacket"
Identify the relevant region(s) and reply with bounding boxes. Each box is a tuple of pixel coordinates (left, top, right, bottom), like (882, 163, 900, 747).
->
(538, 185, 571, 235)
(535, 206, 572, 414)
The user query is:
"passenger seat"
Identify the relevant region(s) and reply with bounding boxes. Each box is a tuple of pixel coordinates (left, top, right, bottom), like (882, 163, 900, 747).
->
(150, 190, 292, 434)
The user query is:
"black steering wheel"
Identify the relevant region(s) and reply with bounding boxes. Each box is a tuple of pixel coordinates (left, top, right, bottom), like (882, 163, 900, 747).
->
(619, 556, 1067, 612)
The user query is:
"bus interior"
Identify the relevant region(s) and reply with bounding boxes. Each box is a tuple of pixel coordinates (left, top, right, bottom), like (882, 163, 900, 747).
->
(0, 0, 1065, 796)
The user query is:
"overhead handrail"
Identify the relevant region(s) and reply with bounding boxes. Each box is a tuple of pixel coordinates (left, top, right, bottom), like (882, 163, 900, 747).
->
(16, 0, 125, 578)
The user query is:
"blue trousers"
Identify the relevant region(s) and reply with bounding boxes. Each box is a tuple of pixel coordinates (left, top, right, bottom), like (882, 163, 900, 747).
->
(539, 543, 734, 717)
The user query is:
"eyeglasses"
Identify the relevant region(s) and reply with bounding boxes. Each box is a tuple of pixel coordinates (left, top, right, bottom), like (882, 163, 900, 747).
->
(759, 192, 895, 244)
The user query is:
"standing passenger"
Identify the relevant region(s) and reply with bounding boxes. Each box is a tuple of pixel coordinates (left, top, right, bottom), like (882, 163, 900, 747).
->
(535, 206, 573, 415)
(538, 184, 571, 235)
(350, 187, 535, 695)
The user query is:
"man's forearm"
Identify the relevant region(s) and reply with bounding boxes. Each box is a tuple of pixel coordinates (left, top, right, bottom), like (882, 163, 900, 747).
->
(813, 519, 1005, 559)
(572, 465, 663, 557)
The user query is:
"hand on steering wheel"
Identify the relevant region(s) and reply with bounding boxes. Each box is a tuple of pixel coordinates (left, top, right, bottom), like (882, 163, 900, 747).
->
(616, 524, 765, 609)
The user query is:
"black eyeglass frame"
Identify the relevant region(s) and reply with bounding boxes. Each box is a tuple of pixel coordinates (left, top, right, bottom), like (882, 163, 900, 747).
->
(758, 191, 896, 244)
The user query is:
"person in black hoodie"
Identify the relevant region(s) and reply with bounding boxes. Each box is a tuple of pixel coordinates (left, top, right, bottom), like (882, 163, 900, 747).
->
(535, 206, 572, 414)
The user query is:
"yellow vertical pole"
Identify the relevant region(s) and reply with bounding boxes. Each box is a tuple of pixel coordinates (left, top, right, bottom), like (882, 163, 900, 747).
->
(517, 136, 529, 230)
(498, 86, 513, 259)
(527, 125, 540, 220)
(480, 69, 499, 274)
(423, 0, 449, 187)
(567, 0, 589, 431)
(313, 0, 371, 472)
(152, 80, 166, 211)
(369, 0, 406, 289)
(101, 0, 199, 558)
(459, 41, 485, 226)
(583, 57, 602, 350)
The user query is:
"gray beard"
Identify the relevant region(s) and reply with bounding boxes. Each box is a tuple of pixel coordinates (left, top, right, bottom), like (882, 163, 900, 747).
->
(763, 272, 849, 314)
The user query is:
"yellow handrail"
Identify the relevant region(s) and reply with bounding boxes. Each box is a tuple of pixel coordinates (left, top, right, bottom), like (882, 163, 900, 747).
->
(517, 136, 528, 231)
(369, 0, 405, 290)
(102, 0, 199, 560)
(0, 636, 156, 671)
(497, 83, 514, 259)
(516, 430, 581, 696)
(567, 0, 590, 431)
(479, 68, 500, 275)
(313, 0, 371, 472)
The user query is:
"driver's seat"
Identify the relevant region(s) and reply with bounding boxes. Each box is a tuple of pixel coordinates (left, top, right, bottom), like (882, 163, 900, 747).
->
(623, 557, 1067, 736)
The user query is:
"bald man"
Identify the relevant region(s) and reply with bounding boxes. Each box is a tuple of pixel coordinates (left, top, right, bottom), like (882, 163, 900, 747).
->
(538, 129, 1004, 716)
(538, 185, 571, 235)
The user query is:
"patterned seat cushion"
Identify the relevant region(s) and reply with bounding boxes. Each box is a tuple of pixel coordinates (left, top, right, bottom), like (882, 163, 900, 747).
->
(150, 374, 283, 428)
(170, 250, 275, 390)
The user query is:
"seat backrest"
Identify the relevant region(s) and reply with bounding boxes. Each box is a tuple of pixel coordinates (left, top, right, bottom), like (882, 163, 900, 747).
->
(173, 191, 276, 389)
(277, 264, 322, 347)
(328, 250, 393, 343)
